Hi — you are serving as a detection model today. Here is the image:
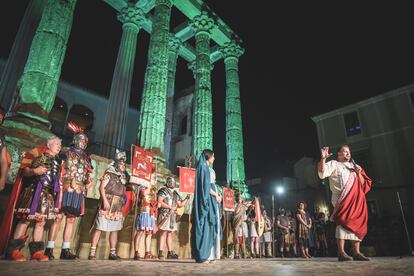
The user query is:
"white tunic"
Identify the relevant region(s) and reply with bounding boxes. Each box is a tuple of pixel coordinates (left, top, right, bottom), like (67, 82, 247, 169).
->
(318, 160, 360, 241)
(318, 160, 353, 206)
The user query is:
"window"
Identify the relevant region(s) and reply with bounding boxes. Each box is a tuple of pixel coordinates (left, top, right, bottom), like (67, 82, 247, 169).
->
(49, 96, 68, 135)
(344, 111, 361, 136)
(67, 104, 94, 130)
(180, 116, 187, 135)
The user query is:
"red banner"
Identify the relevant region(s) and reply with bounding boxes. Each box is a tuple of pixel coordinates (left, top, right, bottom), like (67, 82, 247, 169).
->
(223, 187, 235, 212)
(130, 145, 154, 186)
(179, 167, 196, 194)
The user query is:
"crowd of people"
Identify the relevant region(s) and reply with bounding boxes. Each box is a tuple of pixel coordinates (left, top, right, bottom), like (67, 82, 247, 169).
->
(231, 199, 332, 259)
(0, 109, 373, 263)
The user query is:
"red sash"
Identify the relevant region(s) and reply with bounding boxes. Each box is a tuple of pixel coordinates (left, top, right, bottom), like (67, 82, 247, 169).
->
(331, 168, 372, 240)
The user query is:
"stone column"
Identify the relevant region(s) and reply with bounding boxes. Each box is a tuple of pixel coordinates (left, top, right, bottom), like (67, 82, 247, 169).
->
(137, 0, 172, 154)
(190, 12, 216, 160)
(3, 0, 77, 146)
(164, 35, 181, 166)
(101, 6, 144, 158)
(220, 41, 249, 198)
(0, 0, 46, 112)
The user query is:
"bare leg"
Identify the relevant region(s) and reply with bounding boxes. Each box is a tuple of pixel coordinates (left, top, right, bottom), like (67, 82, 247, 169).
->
(293, 242, 297, 256)
(145, 233, 152, 252)
(241, 241, 247, 258)
(33, 220, 46, 242)
(337, 238, 345, 254)
(90, 230, 102, 248)
(134, 231, 143, 253)
(301, 245, 307, 258)
(158, 231, 167, 252)
(63, 216, 76, 242)
(48, 214, 63, 242)
(235, 241, 240, 257)
(13, 220, 30, 239)
(305, 247, 312, 258)
(352, 241, 361, 255)
(166, 232, 173, 251)
(255, 238, 260, 256)
(109, 231, 118, 250)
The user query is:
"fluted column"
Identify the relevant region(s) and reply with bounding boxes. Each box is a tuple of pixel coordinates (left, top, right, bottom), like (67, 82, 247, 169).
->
(190, 12, 216, 160)
(9, 0, 77, 123)
(164, 35, 181, 165)
(0, 0, 46, 112)
(220, 41, 249, 198)
(101, 6, 144, 158)
(137, 0, 172, 154)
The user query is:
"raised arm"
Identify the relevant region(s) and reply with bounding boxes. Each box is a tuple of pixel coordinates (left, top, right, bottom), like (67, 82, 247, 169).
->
(318, 146, 335, 179)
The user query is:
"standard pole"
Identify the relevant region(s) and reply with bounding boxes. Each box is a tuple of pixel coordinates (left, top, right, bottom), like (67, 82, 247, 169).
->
(272, 194, 275, 257)
(397, 192, 414, 255)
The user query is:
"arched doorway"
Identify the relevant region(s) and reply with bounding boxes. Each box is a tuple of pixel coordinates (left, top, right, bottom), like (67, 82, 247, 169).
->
(49, 96, 68, 135)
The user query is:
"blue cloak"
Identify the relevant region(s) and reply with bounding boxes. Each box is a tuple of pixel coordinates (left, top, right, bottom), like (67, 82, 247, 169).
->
(191, 153, 218, 263)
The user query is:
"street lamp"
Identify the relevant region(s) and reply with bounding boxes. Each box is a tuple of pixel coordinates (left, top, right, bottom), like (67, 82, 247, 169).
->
(272, 184, 284, 257)
(276, 186, 284, 195)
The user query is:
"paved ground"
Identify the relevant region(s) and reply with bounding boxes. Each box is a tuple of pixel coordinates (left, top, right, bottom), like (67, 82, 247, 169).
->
(0, 257, 413, 275)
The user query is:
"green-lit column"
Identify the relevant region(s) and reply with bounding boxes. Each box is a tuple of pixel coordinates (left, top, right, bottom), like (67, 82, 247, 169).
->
(0, 0, 46, 111)
(2, 0, 77, 190)
(190, 12, 216, 160)
(138, 0, 172, 154)
(101, 6, 144, 158)
(220, 41, 249, 198)
(11, 0, 77, 123)
(164, 35, 182, 165)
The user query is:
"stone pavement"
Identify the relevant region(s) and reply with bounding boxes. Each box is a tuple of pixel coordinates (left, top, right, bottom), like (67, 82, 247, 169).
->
(0, 257, 413, 275)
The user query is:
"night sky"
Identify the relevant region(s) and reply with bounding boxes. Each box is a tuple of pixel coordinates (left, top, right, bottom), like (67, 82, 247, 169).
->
(1, 1, 414, 181)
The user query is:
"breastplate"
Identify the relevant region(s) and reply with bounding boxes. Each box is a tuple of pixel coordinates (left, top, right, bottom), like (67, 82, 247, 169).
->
(63, 152, 89, 184)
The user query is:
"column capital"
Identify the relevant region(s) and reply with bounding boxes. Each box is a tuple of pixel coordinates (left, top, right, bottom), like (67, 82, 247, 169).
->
(155, 0, 173, 8)
(117, 5, 145, 29)
(220, 41, 245, 60)
(168, 34, 182, 53)
(187, 60, 195, 74)
(190, 11, 216, 35)
(187, 60, 214, 77)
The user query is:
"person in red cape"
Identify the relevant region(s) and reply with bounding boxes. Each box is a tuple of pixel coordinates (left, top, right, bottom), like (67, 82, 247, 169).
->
(0, 106, 11, 192)
(0, 136, 62, 261)
(318, 145, 372, 261)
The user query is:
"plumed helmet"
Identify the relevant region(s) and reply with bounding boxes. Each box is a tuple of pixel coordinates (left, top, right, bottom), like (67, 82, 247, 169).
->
(66, 121, 88, 150)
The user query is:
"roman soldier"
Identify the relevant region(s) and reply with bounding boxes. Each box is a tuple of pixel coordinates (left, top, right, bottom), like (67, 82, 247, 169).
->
(2, 136, 62, 261)
(45, 122, 93, 260)
(157, 176, 189, 259)
(133, 172, 158, 260)
(88, 150, 129, 260)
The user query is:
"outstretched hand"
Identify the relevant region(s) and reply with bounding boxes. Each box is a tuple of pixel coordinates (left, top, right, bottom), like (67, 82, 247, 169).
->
(320, 147, 333, 160)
